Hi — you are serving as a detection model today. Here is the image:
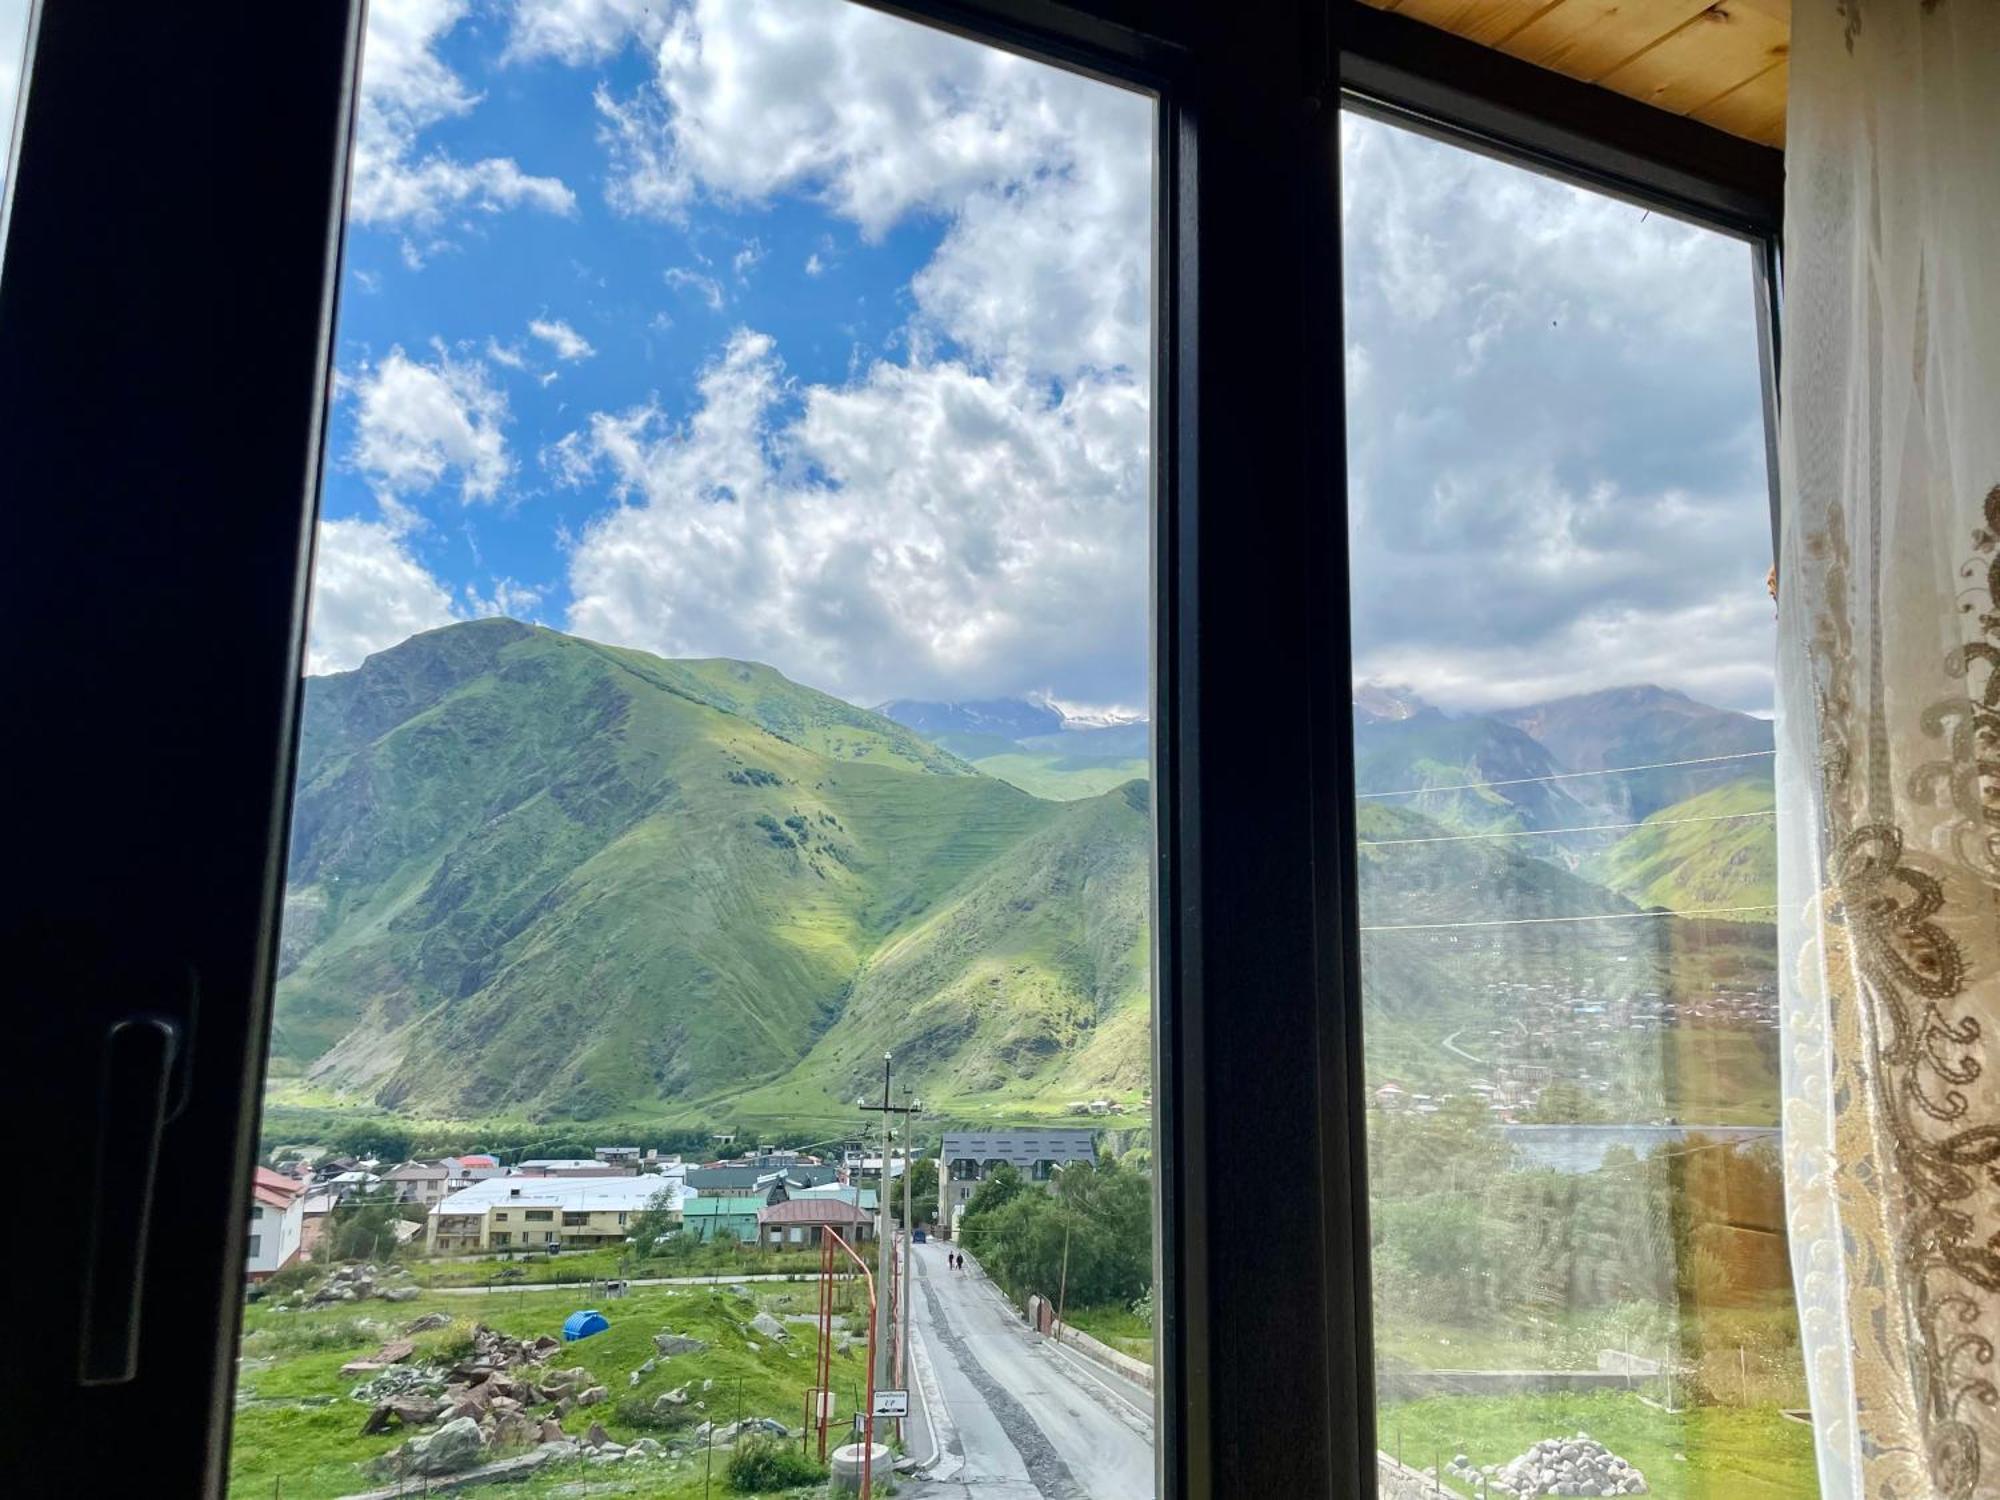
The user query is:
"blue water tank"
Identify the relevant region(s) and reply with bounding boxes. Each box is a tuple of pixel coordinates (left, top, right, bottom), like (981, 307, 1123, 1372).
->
(562, 1309, 610, 1342)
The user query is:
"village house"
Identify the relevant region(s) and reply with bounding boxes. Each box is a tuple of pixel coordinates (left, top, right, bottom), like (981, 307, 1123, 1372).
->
(937, 1127, 1097, 1228)
(245, 1167, 304, 1280)
(382, 1161, 451, 1206)
(517, 1157, 634, 1178)
(425, 1174, 677, 1254)
(683, 1163, 840, 1197)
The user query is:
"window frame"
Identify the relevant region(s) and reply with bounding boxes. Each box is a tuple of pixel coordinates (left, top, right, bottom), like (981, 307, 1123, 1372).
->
(1, 2, 1783, 1497)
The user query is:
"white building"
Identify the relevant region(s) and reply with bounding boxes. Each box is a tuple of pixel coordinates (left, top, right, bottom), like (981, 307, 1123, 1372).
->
(426, 1173, 686, 1254)
(246, 1167, 304, 1279)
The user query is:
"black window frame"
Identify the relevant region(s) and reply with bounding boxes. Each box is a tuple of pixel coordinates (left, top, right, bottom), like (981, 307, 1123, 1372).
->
(1, 3, 1782, 1497)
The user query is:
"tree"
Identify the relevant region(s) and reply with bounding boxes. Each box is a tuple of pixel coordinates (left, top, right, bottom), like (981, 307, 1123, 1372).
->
(328, 1118, 415, 1164)
(903, 1158, 939, 1227)
(972, 1160, 1152, 1311)
(627, 1185, 682, 1257)
(964, 1163, 1024, 1221)
(327, 1185, 405, 1262)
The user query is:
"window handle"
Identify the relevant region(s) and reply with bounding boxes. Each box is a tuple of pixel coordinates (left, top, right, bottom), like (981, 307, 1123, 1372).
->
(78, 1015, 180, 1386)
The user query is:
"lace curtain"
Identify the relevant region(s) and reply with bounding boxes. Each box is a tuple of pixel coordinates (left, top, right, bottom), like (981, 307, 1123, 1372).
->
(1779, 4, 2000, 1498)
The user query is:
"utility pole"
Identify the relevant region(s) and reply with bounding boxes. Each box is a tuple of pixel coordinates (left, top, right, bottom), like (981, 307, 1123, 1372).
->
(857, 1054, 920, 1398)
(899, 1127, 914, 1392)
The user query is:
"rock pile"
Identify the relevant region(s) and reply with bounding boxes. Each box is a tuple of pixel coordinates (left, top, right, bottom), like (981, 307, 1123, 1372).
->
(1457, 1433, 1648, 1497)
(274, 1262, 421, 1309)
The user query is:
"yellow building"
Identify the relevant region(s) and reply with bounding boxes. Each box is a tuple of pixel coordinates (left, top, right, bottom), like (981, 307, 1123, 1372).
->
(425, 1174, 680, 1254)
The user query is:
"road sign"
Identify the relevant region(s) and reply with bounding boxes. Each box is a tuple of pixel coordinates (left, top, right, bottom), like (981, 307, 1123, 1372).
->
(871, 1389, 910, 1418)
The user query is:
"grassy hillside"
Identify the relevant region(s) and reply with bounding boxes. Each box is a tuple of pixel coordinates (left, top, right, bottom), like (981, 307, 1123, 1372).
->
(279, 621, 1062, 1117)
(232, 1279, 850, 1499)
(278, 627, 1780, 1132)
(1587, 780, 1776, 917)
(1354, 711, 1596, 841)
(963, 749, 1151, 800)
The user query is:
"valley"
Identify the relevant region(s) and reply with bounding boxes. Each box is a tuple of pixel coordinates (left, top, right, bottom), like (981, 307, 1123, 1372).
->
(271, 621, 1781, 1139)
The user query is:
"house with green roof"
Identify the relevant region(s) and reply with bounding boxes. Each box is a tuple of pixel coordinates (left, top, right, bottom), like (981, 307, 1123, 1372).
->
(679, 1194, 768, 1243)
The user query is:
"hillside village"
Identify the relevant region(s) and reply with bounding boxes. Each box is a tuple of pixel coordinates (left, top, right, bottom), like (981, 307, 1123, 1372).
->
(249, 1129, 1104, 1281)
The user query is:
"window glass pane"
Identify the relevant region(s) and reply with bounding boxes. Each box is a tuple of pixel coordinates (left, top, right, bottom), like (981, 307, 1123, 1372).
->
(231, 2, 1156, 1495)
(0, 0, 36, 275)
(1343, 112, 1815, 1500)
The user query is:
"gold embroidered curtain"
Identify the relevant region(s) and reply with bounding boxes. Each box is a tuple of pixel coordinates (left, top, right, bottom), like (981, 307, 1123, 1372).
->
(1779, 4, 2000, 1498)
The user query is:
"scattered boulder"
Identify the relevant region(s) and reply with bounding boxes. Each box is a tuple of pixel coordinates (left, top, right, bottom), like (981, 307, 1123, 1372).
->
(748, 1311, 788, 1342)
(578, 1385, 608, 1407)
(540, 1418, 566, 1442)
(652, 1332, 709, 1358)
(654, 1386, 690, 1412)
(359, 1395, 444, 1435)
(379, 1286, 420, 1303)
(404, 1415, 486, 1477)
(350, 1365, 446, 1404)
(404, 1312, 453, 1333)
(490, 1410, 541, 1449)
(585, 1422, 611, 1449)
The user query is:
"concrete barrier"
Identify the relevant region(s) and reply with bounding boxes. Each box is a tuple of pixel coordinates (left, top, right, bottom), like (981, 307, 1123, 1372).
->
(829, 1442, 894, 1492)
(1051, 1321, 1156, 1392)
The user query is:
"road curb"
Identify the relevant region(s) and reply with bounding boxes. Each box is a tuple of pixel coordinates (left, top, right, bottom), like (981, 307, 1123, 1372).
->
(906, 1249, 963, 1480)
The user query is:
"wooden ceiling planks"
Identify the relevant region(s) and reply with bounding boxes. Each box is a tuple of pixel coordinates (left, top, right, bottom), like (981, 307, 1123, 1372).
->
(1358, 0, 1791, 146)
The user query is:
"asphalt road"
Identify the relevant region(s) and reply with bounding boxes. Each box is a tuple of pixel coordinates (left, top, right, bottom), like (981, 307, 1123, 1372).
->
(905, 1238, 1153, 1500)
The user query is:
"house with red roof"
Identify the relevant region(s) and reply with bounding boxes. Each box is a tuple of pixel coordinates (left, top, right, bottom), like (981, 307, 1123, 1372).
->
(246, 1166, 304, 1280)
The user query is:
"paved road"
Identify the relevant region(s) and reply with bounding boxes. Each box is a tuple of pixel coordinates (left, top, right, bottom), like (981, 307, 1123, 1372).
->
(905, 1239, 1153, 1500)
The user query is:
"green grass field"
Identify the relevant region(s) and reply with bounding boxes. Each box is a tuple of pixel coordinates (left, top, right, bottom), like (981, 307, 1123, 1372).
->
(1061, 1302, 1154, 1364)
(410, 1244, 826, 1289)
(231, 1279, 872, 1499)
(1380, 1391, 1817, 1499)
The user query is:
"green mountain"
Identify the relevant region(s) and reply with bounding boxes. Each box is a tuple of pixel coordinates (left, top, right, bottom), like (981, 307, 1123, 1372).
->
(1493, 685, 1773, 821)
(277, 623, 1779, 1128)
(1587, 779, 1777, 916)
(277, 620, 1149, 1119)
(877, 698, 1150, 801)
(1354, 709, 1595, 838)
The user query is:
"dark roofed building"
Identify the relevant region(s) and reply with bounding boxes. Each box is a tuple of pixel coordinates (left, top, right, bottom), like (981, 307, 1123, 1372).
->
(938, 1128, 1097, 1225)
(685, 1164, 840, 1196)
(756, 1194, 872, 1247)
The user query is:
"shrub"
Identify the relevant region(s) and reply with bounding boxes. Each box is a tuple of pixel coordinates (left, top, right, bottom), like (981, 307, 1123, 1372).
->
(614, 1396, 695, 1433)
(427, 1318, 479, 1363)
(726, 1436, 825, 1492)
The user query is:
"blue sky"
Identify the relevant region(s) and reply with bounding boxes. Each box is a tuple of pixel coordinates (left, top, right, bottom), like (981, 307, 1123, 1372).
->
(307, 0, 1155, 712)
(301, 0, 1771, 716)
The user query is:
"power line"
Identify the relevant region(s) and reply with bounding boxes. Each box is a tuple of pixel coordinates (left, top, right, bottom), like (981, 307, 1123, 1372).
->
(1360, 903, 1777, 933)
(1359, 808, 1776, 847)
(1357, 749, 1774, 801)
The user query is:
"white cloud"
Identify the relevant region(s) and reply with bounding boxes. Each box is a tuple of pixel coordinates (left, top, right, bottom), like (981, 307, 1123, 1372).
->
(485, 338, 529, 370)
(464, 576, 546, 620)
(804, 252, 825, 278)
(504, 0, 666, 64)
(350, 343, 513, 503)
(593, 0, 1152, 378)
(732, 238, 765, 279)
(664, 266, 724, 311)
(306, 517, 459, 674)
(528, 317, 596, 361)
(1339, 114, 1776, 713)
(555, 329, 1148, 705)
(351, 0, 575, 229)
